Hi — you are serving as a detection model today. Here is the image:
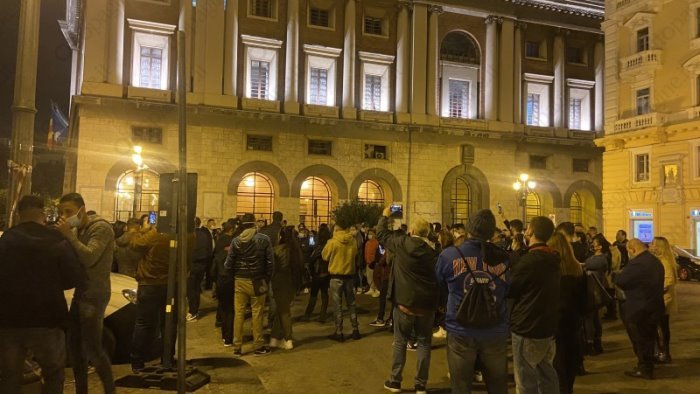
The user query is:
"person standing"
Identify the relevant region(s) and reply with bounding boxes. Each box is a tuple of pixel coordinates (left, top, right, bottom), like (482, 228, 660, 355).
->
(303, 224, 331, 322)
(225, 213, 274, 357)
(0, 196, 86, 394)
(56, 193, 116, 394)
(270, 226, 304, 350)
(214, 220, 236, 346)
(377, 207, 439, 394)
(583, 234, 611, 355)
(648, 236, 677, 363)
(364, 228, 381, 297)
(507, 216, 561, 394)
(436, 210, 510, 394)
(614, 239, 665, 379)
(187, 217, 213, 321)
(114, 218, 144, 277)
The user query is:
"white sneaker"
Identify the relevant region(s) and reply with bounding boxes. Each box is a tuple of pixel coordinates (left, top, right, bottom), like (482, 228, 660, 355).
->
(371, 289, 381, 298)
(474, 370, 484, 383)
(282, 339, 294, 350)
(269, 338, 279, 348)
(185, 313, 199, 322)
(433, 326, 447, 339)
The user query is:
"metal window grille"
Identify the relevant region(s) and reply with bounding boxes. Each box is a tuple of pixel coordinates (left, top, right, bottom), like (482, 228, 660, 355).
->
(566, 47, 583, 64)
(569, 98, 582, 130)
(364, 16, 383, 35)
(246, 135, 273, 151)
(526, 192, 541, 224)
(637, 28, 649, 52)
(310, 7, 330, 27)
(448, 79, 470, 119)
(250, 60, 270, 100)
(450, 177, 472, 226)
(364, 144, 387, 160)
(236, 172, 275, 223)
(251, 0, 272, 18)
(364, 74, 382, 111)
(569, 192, 582, 225)
(132, 127, 163, 144)
(309, 67, 328, 105)
(115, 169, 160, 222)
(573, 158, 589, 173)
(529, 155, 547, 169)
(636, 88, 650, 115)
(525, 41, 540, 58)
(636, 154, 650, 182)
(526, 93, 540, 126)
(299, 176, 332, 231)
(308, 140, 332, 156)
(357, 180, 384, 205)
(139, 46, 162, 89)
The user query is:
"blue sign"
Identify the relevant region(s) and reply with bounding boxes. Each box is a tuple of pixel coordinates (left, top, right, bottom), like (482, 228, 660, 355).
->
(691, 209, 700, 217)
(633, 220, 654, 243)
(630, 211, 653, 218)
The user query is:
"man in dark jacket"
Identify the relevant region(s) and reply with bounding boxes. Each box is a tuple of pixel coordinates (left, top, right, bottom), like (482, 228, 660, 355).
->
(187, 217, 213, 321)
(260, 211, 284, 247)
(225, 213, 274, 356)
(0, 195, 86, 394)
(377, 208, 438, 394)
(507, 216, 561, 394)
(436, 209, 510, 394)
(114, 218, 144, 277)
(614, 238, 664, 379)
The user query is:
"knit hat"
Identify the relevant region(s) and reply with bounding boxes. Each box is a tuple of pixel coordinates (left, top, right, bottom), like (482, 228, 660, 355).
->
(467, 209, 497, 240)
(239, 213, 256, 229)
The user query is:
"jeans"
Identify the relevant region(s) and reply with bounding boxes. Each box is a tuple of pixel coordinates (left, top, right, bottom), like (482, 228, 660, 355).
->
(330, 277, 359, 333)
(0, 327, 66, 394)
(272, 287, 294, 340)
(304, 275, 330, 319)
(233, 278, 267, 350)
(656, 314, 671, 358)
(131, 284, 169, 368)
(68, 298, 115, 394)
(389, 308, 434, 387)
(584, 310, 602, 351)
(446, 334, 508, 394)
(377, 280, 392, 321)
(187, 263, 207, 315)
(512, 332, 559, 394)
(627, 317, 657, 374)
(217, 278, 235, 344)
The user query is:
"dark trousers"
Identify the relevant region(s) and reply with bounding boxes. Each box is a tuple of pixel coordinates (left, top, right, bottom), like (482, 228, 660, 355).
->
(305, 275, 330, 318)
(555, 321, 583, 394)
(627, 317, 658, 374)
(0, 327, 66, 394)
(446, 333, 508, 394)
(203, 257, 214, 290)
(187, 264, 207, 315)
(217, 278, 235, 344)
(68, 298, 115, 394)
(131, 284, 170, 368)
(656, 314, 671, 357)
(584, 310, 602, 350)
(377, 280, 392, 321)
(604, 288, 617, 318)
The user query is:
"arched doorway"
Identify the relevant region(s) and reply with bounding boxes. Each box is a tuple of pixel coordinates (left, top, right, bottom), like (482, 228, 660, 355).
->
(570, 192, 583, 225)
(451, 176, 472, 226)
(300, 176, 332, 230)
(526, 192, 542, 224)
(236, 172, 275, 222)
(440, 31, 481, 119)
(357, 179, 385, 205)
(114, 169, 160, 222)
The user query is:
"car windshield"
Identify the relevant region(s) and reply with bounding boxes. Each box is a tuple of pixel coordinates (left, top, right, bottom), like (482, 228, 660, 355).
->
(673, 245, 700, 262)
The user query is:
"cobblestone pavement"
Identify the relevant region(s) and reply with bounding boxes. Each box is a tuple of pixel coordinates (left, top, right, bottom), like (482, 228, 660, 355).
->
(24, 281, 700, 393)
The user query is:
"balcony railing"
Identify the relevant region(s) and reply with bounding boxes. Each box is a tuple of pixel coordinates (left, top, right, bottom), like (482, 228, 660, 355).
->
(613, 112, 665, 133)
(620, 50, 662, 76)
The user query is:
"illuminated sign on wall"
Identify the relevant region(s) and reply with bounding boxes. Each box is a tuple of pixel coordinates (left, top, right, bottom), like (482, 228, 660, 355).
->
(630, 211, 653, 218)
(691, 210, 700, 217)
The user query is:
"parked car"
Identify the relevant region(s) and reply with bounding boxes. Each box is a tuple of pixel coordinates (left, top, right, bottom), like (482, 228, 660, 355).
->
(673, 246, 700, 281)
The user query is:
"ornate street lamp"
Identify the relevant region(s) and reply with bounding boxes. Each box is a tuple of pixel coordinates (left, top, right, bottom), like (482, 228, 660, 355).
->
(513, 173, 537, 223)
(131, 145, 148, 218)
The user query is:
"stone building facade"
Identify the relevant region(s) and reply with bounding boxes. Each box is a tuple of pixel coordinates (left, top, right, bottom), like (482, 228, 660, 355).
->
(598, 0, 700, 251)
(61, 0, 605, 230)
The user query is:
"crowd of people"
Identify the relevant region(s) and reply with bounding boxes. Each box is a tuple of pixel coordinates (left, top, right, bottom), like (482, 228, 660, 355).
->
(0, 194, 681, 394)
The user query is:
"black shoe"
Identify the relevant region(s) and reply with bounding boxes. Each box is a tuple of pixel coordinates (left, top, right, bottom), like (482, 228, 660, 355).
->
(415, 384, 427, 394)
(329, 332, 345, 342)
(624, 368, 653, 380)
(131, 363, 145, 374)
(233, 349, 242, 357)
(383, 380, 401, 393)
(576, 364, 588, 376)
(215, 320, 222, 328)
(254, 346, 272, 356)
(351, 330, 361, 340)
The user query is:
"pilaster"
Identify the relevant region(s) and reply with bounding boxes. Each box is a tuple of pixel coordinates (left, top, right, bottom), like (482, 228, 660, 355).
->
(499, 18, 514, 123)
(223, 0, 239, 107)
(82, 0, 109, 85)
(395, 1, 411, 123)
(425, 5, 443, 124)
(107, 0, 125, 86)
(484, 16, 500, 120)
(553, 30, 567, 128)
(594, 39, 604, 132)
(410, 3, 429, 122)
(514, 22, 524, 124)
(342, 0, 357, 119)
(285, 0, 300, 114)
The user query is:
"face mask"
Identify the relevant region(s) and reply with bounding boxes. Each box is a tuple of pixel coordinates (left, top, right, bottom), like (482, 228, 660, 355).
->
(66, 213, 81, 228)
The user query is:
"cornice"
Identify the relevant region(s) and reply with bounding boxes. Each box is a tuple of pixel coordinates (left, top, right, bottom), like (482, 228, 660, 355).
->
(504, 0, 604, 20)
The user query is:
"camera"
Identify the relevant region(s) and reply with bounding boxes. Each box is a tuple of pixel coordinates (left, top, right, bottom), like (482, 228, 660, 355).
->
(390, 204, 403, 218)
(46, 212, 59, 226)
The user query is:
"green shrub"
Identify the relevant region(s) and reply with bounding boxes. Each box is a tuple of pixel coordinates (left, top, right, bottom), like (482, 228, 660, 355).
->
(332, 199, 383, 229)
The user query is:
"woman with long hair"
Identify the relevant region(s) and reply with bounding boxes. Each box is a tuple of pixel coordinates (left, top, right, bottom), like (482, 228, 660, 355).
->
(583, 233, 611, 355)
(649, 236, 677, 363)
(303, 224, 332, 322)
(270, 226, 304, 350)
(548, 232, 586, 394)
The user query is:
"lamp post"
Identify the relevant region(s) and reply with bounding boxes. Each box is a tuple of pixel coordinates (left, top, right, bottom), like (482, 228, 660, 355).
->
(131, 145, 148, 218)
(512, 173, 536, 223)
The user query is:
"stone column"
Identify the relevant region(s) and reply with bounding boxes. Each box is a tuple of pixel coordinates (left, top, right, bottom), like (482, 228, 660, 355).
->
(594, 39, 604, 132)
(107, 0, 125, 86)
(411, 3, 428, 120)
(223, 0, 239, 105)
(193, 0, 207, 94)
(426, 5, 443, 122)
(395, 1, 411, 123)
(498, 18, 514, 123)
(82, 0, 108, 84)
(342, 0, 357, 119)
(7, 0, 41, 221)
(553, 31, 566, 128)
(204, 0, 225, 98)
(513, 22, 524, 124)
(484, 16, 500, 120)
(285, 0, 300, 113)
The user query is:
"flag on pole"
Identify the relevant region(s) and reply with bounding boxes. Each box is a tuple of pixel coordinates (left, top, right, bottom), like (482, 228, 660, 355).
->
(47, 101, 68, 150)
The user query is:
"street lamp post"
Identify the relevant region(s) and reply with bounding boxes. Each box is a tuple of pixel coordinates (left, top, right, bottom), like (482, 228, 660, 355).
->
(130, 145, 147, 218)
(512, 173, 537, 223)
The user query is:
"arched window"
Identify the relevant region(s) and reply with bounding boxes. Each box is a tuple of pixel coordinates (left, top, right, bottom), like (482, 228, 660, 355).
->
(299, 176, 332, 231)
(451, 177, 472, 226)
(526, 192, 541, 224)
(237, 172, 275, 222)
(440, 32, 480, 119)
(357, 180, 384, 205)
(115, 169, 160, 222)
(570, 192, 583, 225)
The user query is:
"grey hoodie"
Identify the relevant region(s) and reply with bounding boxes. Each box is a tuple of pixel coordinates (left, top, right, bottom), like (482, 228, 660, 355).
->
(66, 214, 115, 303)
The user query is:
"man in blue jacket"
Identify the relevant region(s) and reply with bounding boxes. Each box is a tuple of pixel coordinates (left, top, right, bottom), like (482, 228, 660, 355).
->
(436, 209, 510, 394)
(614, 238, 664, 379)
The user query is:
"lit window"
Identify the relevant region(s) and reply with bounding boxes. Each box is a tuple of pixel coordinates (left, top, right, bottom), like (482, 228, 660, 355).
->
(299, 176, 332, 231)
(636, 88, 651, 115)
(567, 82, 594, 131)
(635, 153, 650, 182)
(570, 192, 582, 225)
(130, 29, 171, 90)
(115, 169, 160, 222)
(364, 74, 382, 111)
(308, 67, 328, 105)
(359, 52, 393, 112)
(237, 172, 275, 222)
(250, 60, 270, 100)
(357, 180, 384, 205)
(526, 94, 541, 126)
(526, 192, 541, 224)
(139, 47, 163, 89)
(637, 28, 650, 52)
(451, 177, 472, 226)
(364, 16, 383, 36)
(569, 98, 582, 130)
(304, 45, 341, 107)
(242, 35, 282, 101)
(448, 80, 470, 119)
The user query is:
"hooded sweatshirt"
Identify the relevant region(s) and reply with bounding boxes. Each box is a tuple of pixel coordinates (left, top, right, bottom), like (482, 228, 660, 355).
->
(66, 214, 115, 304)
(322, 228, 358, 276)
(0, 222, 86, 328)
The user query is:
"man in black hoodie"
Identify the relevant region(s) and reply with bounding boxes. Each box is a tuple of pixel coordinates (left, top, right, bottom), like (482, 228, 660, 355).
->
(0, 196, 86, 393)
(507, 216, 561, 394)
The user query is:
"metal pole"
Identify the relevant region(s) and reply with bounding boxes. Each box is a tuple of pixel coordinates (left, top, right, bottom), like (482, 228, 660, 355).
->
(176, 29, 188, 394)
(522, 191, 527, 223)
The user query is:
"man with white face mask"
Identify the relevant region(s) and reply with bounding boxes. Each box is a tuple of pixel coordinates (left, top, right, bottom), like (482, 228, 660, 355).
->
(56, 193, 115, 394)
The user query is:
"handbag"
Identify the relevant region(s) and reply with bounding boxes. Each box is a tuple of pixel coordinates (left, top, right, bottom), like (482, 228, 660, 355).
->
(586, 271, 612, 312)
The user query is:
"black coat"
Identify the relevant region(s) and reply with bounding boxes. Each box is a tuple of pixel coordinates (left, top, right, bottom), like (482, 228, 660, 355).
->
(192, 227, 213, 264)
(0, 222, 86, 328)
(614, 250, 664, 322)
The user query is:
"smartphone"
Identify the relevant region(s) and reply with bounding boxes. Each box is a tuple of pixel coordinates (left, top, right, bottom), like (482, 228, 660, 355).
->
(148, 211, 157, 225)
(378, 245, 385, 255)
(308, 235, 315, 246)
(390, 204, 403, 218)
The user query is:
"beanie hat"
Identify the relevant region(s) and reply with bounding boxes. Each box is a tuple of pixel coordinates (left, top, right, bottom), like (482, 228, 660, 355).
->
(467, 209, 496, 240)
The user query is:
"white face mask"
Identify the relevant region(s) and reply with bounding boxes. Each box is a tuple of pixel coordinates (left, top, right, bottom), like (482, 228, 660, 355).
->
(66, 213, 81, 228)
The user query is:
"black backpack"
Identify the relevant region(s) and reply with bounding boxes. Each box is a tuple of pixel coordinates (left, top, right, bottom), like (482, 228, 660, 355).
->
(453, 244, 508, 329)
